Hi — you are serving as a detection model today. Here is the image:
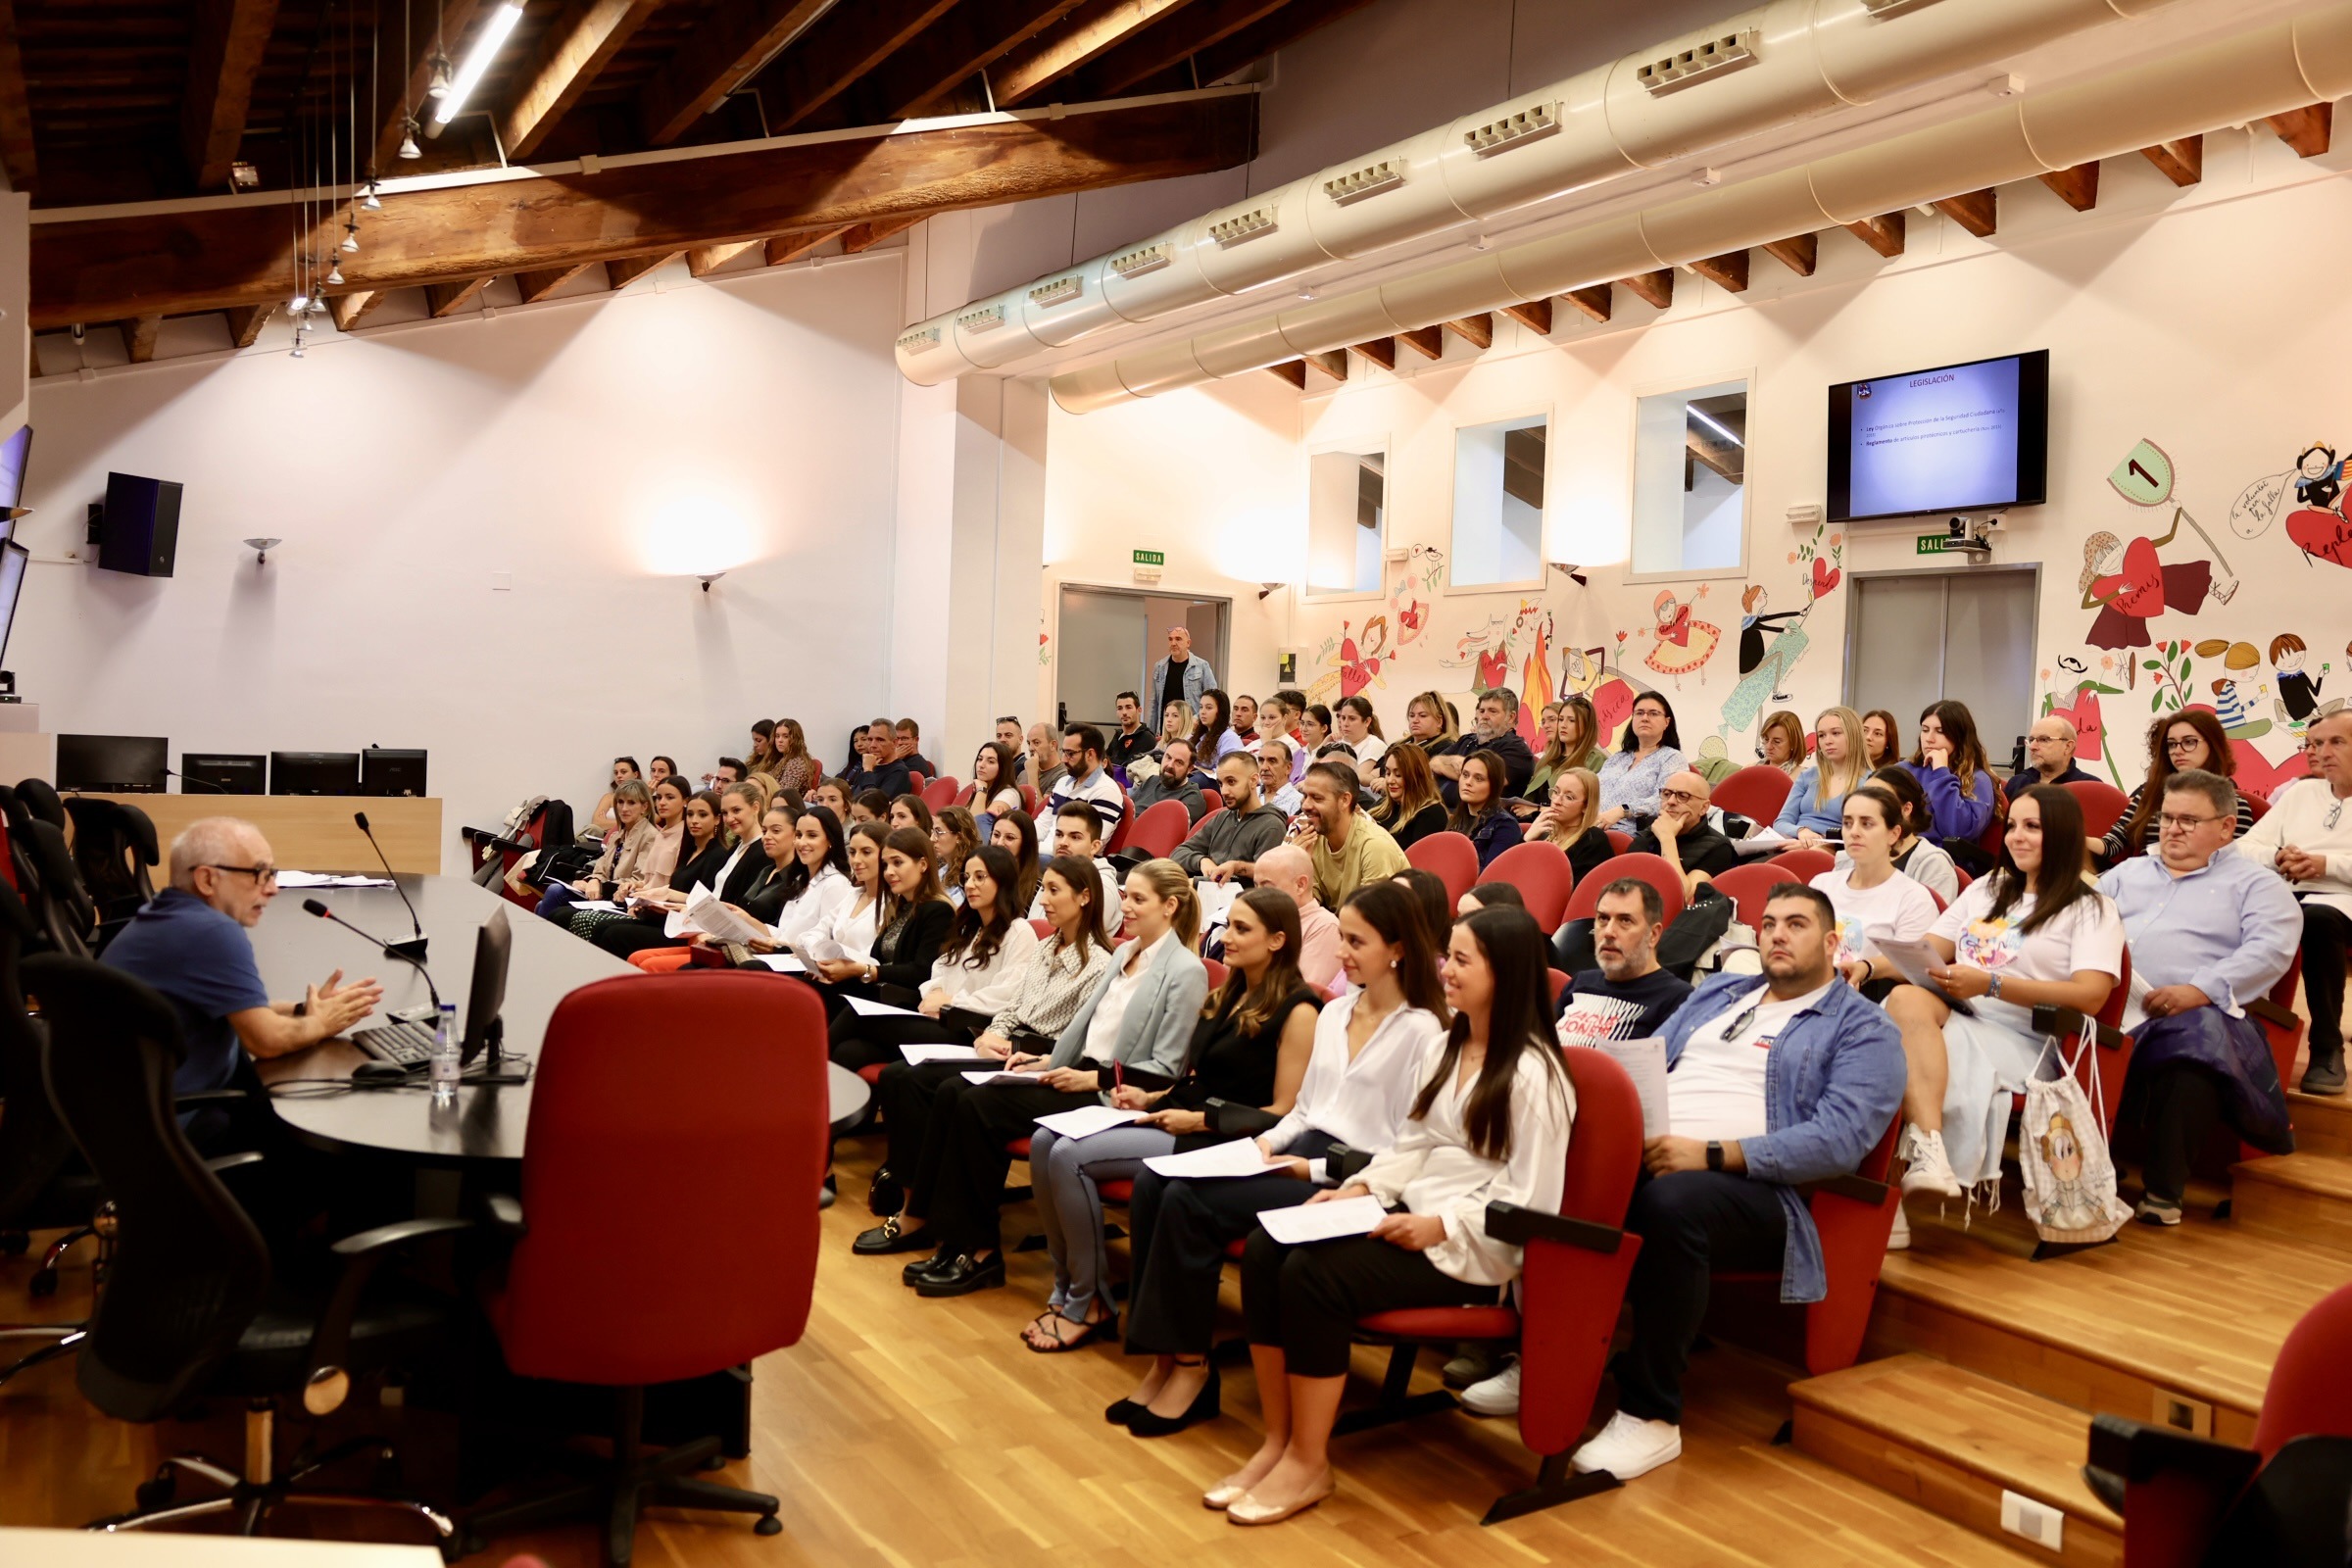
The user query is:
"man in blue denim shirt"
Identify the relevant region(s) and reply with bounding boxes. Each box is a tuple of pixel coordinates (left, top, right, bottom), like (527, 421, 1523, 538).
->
(1571, 884, 1904, 1483)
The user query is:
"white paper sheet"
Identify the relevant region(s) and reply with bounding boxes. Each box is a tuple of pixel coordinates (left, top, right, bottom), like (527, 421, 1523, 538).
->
(847, 996, 921, 1018)
(801, 936, 849, 963)
(679, 885, 768, 945)
(1032, 1104, 1144, 1140)
(900, 1043, 986, 1065)
(1588, 1037, 1670, 1139)
(748, 954, 806, 972)
(1258, 1194, 1388, 1246)
(276, 870, 396, 889)
(1144, 1140, 1283, 1179)
(569, 899, 624, 912)
(1870, 936, 1976, 1015)
(961, 1068, 1044, 1085)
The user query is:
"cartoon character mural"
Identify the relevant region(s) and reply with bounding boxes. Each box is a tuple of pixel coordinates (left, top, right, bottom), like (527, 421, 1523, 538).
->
(1717, 524, 1842, 738)
(2273, 633, 2325, 724)
(2090, 440, 2244, 686)
(1303, 616, 1391, 709)
(1559, 641, 1639, 746)
(1642, 588, 1721, 686)
(1389, 545, 1444, 647)
(2195, 640, 2271, 739)
(2229, 440, 2352, 569)
(1440, 611, 1511, 692)
(1511, 601, 1554, 740)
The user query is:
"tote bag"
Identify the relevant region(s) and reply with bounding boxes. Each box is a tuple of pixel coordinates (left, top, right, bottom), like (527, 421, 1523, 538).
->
(2019, 1022, 2132, 1246)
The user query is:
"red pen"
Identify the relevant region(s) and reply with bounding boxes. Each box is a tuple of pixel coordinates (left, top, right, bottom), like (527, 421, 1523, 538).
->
(1113, 1060, 1125, 1092)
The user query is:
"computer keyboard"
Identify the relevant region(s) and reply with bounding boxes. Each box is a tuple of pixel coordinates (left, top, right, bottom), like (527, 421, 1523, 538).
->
(353, 1017, 437, 1068)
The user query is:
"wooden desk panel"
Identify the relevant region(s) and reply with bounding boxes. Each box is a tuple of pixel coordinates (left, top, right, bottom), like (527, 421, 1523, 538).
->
(83, 793, 444, 874)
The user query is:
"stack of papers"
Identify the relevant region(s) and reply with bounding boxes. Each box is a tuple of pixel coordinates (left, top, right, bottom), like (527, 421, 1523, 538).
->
(276, 871, 396, 889)
(802, 936, 850, 963)
(1259, 1195, 1388, 1245)
(961, 1067, 1043, 1086)
(666, 885, 769, 945)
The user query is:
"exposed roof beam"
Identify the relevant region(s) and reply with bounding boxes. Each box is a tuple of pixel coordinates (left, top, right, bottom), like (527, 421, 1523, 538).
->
(515, 262, 595, 301)
(1689, 249, 1748, 293)
(993, 0, 1197, 107)
(2037, 160, 2099, 212)
(762, 0, 963, 135)
(841, 214, 925, 253)
(766, 226, 852, 266)
(1303, 348, 1347, 381)
(1398, 324, 1443, 360)
(121, 316, 161, 364)
(636, 0, 834, 147)
(0, 1, 36, 194)
(223, 302, 272, 347)
(1931, 187, 1996, 238)
(842, 0, 1089, 121)
(1346, 336, 1395, 370)
(1842, 211, 1904, 258)
(1761, 232, 1816, 276)
(1443, 314, 1492, 350)
(2140, 135, 2202, 186)
(1687, 426, 1739, 484)
(1618, 270, 1672, 311)
(687, 239, 765, 276)
(1069, 0, 1287, 99)
(2267, 103, 2331, 158)
(32, 94, 1257, 325)
(1193, 0, 1377, 84)
(425, 277, 495, 318)
(1500, 298, 1550, 335)
(328, 290, 386, 331)
(606, 253, 680, 287)
(500, 0, 664, 161)
(1562, 284, 1611, 322)
(181, 0, 280, 192)
(370, 1, 487, 175)
(1266, 358, 1305, 388)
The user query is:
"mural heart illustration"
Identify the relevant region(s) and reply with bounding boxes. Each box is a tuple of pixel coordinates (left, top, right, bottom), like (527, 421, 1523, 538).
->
(2046, 689, 2104, 761)
(1812, 557, 1841, 599)
(2231, 737, 2310, 799)
(2285, 506, 2352, 568)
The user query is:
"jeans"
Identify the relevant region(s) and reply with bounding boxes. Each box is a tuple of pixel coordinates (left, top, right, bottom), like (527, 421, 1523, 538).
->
(1030, 1124, 1175, 1323)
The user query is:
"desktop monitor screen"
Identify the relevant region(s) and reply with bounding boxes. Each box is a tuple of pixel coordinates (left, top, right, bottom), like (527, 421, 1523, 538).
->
(1826, 349, 2049, 522)
(0, 539, 26, 665)
(180, 753, 268, 795)
(0, 425, 31, 512)
(362, 747, 428, 798)
(58, 733, 169, 793)
(461, 906, 512, 1065)
(270, 751, 362, 796)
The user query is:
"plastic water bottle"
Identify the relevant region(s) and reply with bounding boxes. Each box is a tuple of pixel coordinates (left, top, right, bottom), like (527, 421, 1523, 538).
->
(429, 1002, 461, 1106)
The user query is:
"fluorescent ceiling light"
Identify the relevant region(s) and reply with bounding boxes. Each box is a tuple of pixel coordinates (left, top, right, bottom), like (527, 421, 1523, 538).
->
(433, 3, 524, 126)
(1688, 406, 1743, 447)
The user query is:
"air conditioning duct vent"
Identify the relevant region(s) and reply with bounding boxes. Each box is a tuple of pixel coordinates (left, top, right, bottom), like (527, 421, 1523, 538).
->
(896, 325, 941, 352)
(956, 305, 1005, 333)
(1637, 29, 1760, 98)
(1108, 242, 1173, 278)
(1207, 207, 1279, 247)
(1029, 275, 1084, 308)
(1322, 158, 1408, 205)
(1860, 0, 1941, 16)
(1463, 102, 1559, 157)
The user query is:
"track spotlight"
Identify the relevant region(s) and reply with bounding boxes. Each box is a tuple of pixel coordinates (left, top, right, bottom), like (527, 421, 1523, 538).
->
(341, 221, 361, 254)
(425, 53, 452, 98)
(327, 258, 344, 285)
(398, 120, 422, 160)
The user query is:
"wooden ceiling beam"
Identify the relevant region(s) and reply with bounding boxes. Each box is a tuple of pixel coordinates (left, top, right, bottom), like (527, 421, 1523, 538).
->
(223, 302, 272, 347)
(32, 94, 1257, 326)
(843, 0, 1089, 121)
(841, 214, 926, 253)
(1070, 0, 1288, 99)
(1192, 0, 1377, 84)
(2037, 160, 2099, 212)
(1562, 284, 1611, 322)
(2140, 135, 2202, 187)
(1303, 348, 1347, 380)
(370, 1, 487, 174)
(992, 0, 1197, 107)
(635, 0, 833, 147)
(766, 226, 853, 266)
(1761, 231, 1817, 276)
(1689, 249, 1749, 293)
(760, 0, 963, 135)
(686, 239, 765, 276)
(1266, 358, 1305, 388)
(606, 253, 679, 288)
(425, 276, 495, 318)
(2267, 103, 2332, 158)
(1618, 270, 1673, 311)
(328, 290, 386, 331)
(500, 0, 664, 161)
(181, 0, 280, 191)
(1931, 187, 1996, 238)
(1346, 336, 1395, 370)
(0, 1, 36, 194)
(1398, 324, 1444, 360)
(1842, 211, 1904, 258)
(121, 316, 161, 364)
(1443, 314, 1492, 351)
(1500, 298, 1551, 335)
(515, 262, 596, 302)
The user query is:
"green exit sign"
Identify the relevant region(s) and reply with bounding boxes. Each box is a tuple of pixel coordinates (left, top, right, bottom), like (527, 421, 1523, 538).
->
(1915, 534, 1948, 555)
(1133, 549, 1165, 566)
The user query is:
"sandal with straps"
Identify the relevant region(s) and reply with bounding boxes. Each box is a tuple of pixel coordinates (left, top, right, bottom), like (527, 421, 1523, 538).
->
(1022, 1309, 1114, 1354)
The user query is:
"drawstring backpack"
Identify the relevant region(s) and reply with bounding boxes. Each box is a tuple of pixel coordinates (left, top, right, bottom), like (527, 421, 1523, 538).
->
(2019, 1018, 2132, 1246)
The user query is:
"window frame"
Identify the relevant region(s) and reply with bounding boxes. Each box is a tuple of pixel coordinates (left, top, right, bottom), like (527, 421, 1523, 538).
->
(1301, 435, 1393, 606)
(1444, 403, 1554, 596)
(1623, 369, 1755, 587)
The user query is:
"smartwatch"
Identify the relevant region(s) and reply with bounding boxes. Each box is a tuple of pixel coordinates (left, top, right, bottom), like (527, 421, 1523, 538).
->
(1705, 1140, 1725, 1172)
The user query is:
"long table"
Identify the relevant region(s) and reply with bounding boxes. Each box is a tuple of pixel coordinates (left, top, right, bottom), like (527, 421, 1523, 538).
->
(82, 793, 444, 875)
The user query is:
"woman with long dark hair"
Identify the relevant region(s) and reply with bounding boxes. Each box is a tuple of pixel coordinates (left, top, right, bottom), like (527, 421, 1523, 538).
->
(808, 825, 954, 1018)
(1112, 879, 1448, 1439)
(1884, 784, 2122, 1201)
(830, 844, 1041, 1071)
(1193, 688, 1246, 763)
(1221, 906, 1572, 1525)
(1903, 699, 1997, 853)
(2103, 708, 2254, 863)
(988, 808, 1043, 915)
(1596, 690, 1687, 828)
(1861, 765, 1959, 903)
(1862, 710, 1902, 770)
(1446, 750, 1522, 868)
(965, 741, 1026, 823)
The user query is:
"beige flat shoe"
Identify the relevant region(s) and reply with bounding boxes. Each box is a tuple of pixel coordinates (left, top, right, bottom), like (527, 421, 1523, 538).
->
(1225, 1476, 1334, 1526)
(1201, 1481, 1247, 1511)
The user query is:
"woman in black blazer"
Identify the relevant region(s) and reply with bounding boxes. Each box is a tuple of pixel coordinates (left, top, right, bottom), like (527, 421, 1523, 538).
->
(806, 825, 954, 1022)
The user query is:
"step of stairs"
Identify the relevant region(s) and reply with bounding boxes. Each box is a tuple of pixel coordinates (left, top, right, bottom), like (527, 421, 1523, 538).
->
(2229, 1151, 2352, 1259)
(2288, 1090, 2352, 1158)
(1792, 1353, 2120, 1567)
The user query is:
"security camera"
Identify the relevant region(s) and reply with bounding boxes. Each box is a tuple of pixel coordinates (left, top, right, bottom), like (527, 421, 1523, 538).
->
(1945, 514, 1995, 560)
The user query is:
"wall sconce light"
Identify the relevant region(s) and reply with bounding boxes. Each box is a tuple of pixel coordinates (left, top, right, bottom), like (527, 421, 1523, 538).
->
(698, 572, 726, 594)
(1257, 581, 1286, 601)
(244, 536, 281, 565)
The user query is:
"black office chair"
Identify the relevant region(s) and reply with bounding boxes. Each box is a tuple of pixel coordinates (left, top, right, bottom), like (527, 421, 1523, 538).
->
(26, 955, 460, 1544)
(13, 775, 64, 830)
(16, 817, 94, 957)
(64, 796, 158, 944)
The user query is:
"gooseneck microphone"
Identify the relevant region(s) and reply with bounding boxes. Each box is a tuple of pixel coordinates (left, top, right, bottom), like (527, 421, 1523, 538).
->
(303, 897, 440, 1011)
(165, 767, 226, 793)
(352, 811, 428, 959)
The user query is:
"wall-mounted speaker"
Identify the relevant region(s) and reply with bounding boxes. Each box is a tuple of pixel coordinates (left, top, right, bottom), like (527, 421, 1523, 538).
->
(97, 471, 181, 577)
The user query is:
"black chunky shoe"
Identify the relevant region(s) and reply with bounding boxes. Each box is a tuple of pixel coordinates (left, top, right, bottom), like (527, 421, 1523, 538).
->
(913, 1251, 1005, 1298)
(853, 1215, 932, 1255)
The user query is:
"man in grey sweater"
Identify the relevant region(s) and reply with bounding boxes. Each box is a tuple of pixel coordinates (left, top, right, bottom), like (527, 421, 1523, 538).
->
(1171, 752, 1289, 883)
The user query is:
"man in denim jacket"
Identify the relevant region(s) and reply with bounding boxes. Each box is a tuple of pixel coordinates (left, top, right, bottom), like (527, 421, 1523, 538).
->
(1571, 883, 1904, 1483)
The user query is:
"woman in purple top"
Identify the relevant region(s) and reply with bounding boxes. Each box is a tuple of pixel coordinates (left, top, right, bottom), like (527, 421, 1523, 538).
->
(1902, 700, 1997, 855)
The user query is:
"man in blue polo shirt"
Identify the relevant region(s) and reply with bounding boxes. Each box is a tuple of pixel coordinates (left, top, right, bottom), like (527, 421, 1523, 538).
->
(103, 817, 382, 1136)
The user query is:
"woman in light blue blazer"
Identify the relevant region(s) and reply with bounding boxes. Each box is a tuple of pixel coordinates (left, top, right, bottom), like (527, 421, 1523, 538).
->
(908, 858, 1209, 1300)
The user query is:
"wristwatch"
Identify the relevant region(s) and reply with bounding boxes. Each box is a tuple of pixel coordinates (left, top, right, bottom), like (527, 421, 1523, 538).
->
(1705, 1140, 1725, 1172)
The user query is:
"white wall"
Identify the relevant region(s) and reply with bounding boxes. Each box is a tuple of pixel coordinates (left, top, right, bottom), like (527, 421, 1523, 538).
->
(1035, 129, 2352, 798)
(16, 257, 908, 867)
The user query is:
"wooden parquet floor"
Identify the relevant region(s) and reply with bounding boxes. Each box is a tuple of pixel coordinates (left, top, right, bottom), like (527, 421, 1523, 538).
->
(0, 1138, 2035, 1566)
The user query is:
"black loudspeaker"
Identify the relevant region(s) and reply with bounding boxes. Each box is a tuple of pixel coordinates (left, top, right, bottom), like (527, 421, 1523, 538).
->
(98, 471, 181, 577)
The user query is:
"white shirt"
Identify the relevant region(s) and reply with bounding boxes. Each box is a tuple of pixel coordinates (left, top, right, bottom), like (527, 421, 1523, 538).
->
(1348, 733, 1388, 767)
(924, 917, 1041, 1019)
(1668, 982, 1835, 1144)
(1262, 992, 1446, 1168)
(811, 885, 882, 962)
(1080, 931, 1172, 1063)
(1030, 858, 1122, 927)
(1928, 876, 2126, 1034)
(1359, 1036, 1575, 1286)
(1811, 864, 1939, 965)
(768, 864, 853, 947)
(2236, 776, 2352, 912)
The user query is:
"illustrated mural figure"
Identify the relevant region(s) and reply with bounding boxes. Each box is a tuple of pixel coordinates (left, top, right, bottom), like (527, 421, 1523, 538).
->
(1719, 583, 1813, 735)
(2222, 439, 2352, 568)
(2274, 633, 2324, 724)
(1642, 589, 1721, 686)
(1305, 616, 1391, 710)
(2080, 512, 2230, 688)
(2196, 640, 2271, 740)
(1559, 643, 1638, 746)
(2295, 443, 2342, 512)
(1737, 583, 1805, 680)
(1511, 601, 1554, 740)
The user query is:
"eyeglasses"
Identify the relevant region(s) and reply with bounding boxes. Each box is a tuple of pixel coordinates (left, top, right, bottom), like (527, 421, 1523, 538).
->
(205, 863, 278, 886)
(2158, 812, 2221, 831)
(2163, 737, 2203, 754)
(1657, 787, 1704, 805)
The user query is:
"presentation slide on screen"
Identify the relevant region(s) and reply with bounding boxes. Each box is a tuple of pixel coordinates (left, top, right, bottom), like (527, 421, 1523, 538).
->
(1845, 357, 2021, 517)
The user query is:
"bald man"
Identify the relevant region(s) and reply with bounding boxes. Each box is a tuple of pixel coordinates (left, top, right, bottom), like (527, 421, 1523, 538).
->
(1629, 769, 1740, 895)
(2006, 714, 2097, 800)
(101, 816, 382, 1138)
(1247, 843, 1342, 992)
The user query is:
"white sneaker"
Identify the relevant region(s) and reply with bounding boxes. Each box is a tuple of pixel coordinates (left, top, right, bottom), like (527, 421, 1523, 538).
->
(1461, 1355, 1520, 1416)
(1570, 1409, 1682, 1480)
(1900, 1126, 1964, 1199)
(1887, 1203, 1911, 1251)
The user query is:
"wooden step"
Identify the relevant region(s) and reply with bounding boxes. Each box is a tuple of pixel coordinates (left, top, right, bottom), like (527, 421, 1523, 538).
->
(2289, 1090, 2352, 1158)
(1872, 1197, 2352, 1445)
(1792, 1354, 2120, 1567)
(2230, 1151, 2352, 1258)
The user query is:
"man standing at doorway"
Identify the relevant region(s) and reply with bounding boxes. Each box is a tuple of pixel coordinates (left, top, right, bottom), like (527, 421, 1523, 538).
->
(1147, 625, 1215, 727)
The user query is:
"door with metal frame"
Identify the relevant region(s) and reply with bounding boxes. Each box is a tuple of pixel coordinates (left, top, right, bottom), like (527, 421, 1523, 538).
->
(1842, 566, 2038, 765)
(1054, 587, 1230, 734)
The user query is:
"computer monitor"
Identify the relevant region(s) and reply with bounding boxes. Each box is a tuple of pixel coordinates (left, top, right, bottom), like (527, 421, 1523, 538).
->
(180, 752, 268, 795)
(461, 906, 512, 1067)
(0, 539, 27, 664)
(57, 733, 168, 793)
(0, 425, 32, 513)
(270, 751, 361, 796)
(362, 747, 428, 798)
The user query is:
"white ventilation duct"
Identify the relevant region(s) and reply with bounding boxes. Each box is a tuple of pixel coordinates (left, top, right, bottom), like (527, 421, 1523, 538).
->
(896, 0, 2177, 389)
(1041, 4, 2352, 412)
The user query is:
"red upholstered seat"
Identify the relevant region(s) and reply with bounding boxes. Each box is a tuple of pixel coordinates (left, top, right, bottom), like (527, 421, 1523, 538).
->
(1099, 1179, 1133, 1204)
(1406, 831, 1480, 910)
(1713, 1111, 1902, 1377)
(1359, 1305, 1522, 1341)
(907, 772, 927, 795)
(1605, 830, 1631, 855)
(1201, 788, 1224, 814)
(1547, 968, 1570, 1007)
(1765, 847, 1837, 882)
(1029, 918, 1054, 939)
(1007, 1136, 1032, 1159)
(1125, 799, 1191, 859)
(921, 777, 959, 810)
(1563, 852, 1686, 928)
(2064, 779, 2132, 841)
(1478, 841, 1575, 931)
(1202, 957, 1228, 989)
(1103, 793, 1136, 854)
(858, 1063, 883, 1086)
(1711, 764, 1794, 826)
(1709, 862, 1798, 930)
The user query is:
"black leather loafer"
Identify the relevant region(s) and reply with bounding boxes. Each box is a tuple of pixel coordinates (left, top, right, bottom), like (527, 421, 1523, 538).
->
(866, 1166, 904, 1216)
(913, 1251, 1005, 1298)
(853, 1216, 932, 1256)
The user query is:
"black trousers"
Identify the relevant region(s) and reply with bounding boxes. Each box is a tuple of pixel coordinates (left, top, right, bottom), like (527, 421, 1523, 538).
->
(591, 914, 684, 959)
(1239, 1225, 1498, 1379)
(1122, 1130, 1338, 1357)
(2137, 1063, 2224, 1204)
(2301, 899, 2351, 1059)
(930, 1080, 1098, 1253)
(1616, 1170, 1786, 1425)
(829, 1009, 982, 1074)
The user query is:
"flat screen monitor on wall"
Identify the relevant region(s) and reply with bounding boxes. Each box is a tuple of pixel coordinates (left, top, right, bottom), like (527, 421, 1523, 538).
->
(1827, 349, 2049, 522)
(0, 539, 27, 665)
(0, 424, 31, 518)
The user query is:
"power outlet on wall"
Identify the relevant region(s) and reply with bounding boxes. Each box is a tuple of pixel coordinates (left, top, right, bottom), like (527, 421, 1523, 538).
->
(1999, 1490, 2065, 1552)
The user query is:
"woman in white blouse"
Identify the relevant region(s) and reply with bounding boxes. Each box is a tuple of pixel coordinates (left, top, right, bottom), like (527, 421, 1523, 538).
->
(794, 820, 888, 966)
(1219, 905, 1573, 1526)
(829, 845, 1040, 1072)
(692, 804, 852, 958)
